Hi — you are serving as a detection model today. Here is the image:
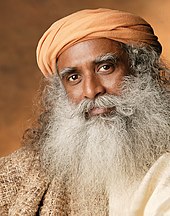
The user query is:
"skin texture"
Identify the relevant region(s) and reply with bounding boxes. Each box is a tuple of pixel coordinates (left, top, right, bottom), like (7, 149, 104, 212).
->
(57, 38, 130, 108)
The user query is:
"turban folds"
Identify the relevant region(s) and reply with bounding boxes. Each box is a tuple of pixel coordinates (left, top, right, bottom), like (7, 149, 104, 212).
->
(36, 8, 162, 77)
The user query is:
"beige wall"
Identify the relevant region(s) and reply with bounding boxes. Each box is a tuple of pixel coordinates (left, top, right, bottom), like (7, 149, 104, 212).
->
(0, 0, 170, 156)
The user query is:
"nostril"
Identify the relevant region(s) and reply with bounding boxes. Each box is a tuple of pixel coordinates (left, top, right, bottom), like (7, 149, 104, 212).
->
(95, 87, 106, 97)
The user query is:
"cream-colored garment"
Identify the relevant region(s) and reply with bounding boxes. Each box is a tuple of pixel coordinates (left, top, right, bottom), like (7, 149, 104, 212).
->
(108, 153, 170, 216)
(130, 153, 170, 216)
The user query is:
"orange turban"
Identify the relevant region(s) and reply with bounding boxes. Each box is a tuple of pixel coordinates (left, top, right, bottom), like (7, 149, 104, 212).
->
(36, 8, 162, 77)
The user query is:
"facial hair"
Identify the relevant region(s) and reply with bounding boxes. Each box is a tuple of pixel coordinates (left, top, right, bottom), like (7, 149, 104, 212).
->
(40, 74, 170, 215)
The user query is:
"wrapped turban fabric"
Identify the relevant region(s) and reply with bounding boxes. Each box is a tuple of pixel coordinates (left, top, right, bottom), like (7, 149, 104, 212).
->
(36, 8, 162, 77)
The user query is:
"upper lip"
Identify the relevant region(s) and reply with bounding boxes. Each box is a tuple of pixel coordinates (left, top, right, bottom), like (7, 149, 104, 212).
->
(88, 106, 115, 117)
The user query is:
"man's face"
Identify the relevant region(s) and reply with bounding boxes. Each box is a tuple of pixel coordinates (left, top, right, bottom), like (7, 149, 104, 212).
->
(57, 38, 130, 116)
(42, 39, 169, 214)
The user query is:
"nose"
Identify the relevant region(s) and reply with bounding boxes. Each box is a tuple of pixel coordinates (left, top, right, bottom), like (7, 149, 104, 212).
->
(83, 75, 106, 99)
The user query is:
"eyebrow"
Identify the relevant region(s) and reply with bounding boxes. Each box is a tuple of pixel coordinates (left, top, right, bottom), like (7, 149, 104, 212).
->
(59, 67, 77, 79)
(94, 53, 119, 64)
(58, 53, 119, 79)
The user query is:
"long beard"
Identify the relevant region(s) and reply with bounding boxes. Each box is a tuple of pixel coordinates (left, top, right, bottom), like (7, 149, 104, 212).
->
(40, 74, 170, 215)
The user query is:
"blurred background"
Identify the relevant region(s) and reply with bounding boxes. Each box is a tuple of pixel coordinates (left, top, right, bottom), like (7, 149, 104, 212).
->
(0, 0, 170, 156)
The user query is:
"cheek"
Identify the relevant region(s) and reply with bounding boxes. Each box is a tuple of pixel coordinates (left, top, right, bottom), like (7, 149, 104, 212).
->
(102, 70, 126, 95)
(63, 84, 83, 104)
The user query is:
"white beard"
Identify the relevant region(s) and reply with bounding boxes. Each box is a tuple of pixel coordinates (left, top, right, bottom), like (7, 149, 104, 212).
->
(40, 74, 170, 215)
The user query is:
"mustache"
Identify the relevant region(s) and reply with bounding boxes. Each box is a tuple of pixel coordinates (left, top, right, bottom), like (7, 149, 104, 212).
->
(71, 93, 135, 118)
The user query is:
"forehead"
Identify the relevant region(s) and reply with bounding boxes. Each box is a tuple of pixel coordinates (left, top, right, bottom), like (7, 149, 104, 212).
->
(57, 38, 125, 70)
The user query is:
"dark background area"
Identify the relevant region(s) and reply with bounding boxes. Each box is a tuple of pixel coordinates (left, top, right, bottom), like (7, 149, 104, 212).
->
(0, 0, 170, 156)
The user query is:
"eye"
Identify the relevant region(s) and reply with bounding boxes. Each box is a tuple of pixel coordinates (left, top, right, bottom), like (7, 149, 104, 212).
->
(98, 64, 115, 73)
(101, 65, 111, 71)
(67, 74, 81, 83)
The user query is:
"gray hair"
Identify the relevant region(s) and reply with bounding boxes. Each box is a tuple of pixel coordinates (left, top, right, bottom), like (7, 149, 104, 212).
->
(22, 43, 170, 148)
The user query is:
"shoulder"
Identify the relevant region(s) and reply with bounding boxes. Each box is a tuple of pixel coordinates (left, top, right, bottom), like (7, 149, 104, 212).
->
(0, 145, 50, 215)
(130, 152, 170, 216)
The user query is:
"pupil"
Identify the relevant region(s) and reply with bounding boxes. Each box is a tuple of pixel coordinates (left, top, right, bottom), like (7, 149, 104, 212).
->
(72, 75, 77, 80)
(103, 65, 109, 70)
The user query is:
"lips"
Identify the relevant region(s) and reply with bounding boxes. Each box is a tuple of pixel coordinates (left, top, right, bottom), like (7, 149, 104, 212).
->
(88, 107, 115, 117)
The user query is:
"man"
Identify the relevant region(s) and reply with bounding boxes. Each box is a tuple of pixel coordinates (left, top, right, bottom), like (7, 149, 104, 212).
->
(1, 8, 170, 215)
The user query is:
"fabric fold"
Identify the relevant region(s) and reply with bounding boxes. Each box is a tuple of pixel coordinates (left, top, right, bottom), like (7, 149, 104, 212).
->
(36, 8, 162, 77)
